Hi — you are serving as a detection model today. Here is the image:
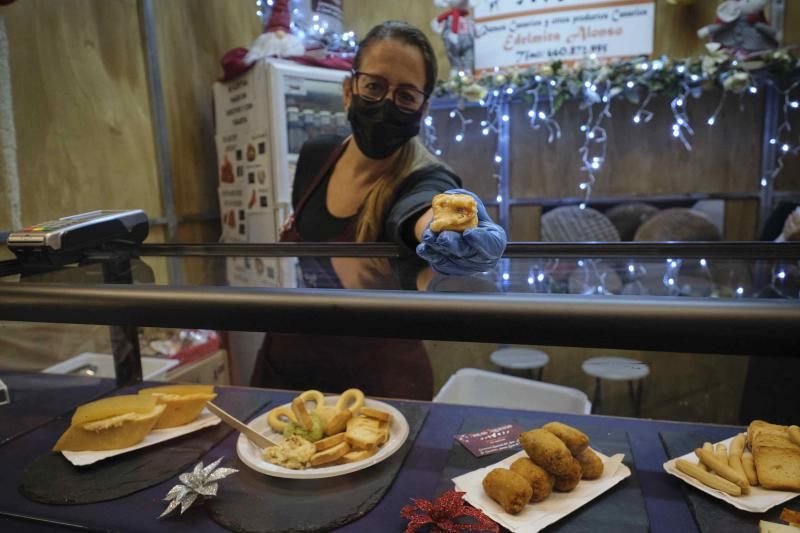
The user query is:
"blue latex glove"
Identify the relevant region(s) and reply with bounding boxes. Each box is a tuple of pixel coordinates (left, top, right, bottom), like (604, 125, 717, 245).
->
(416, 189, 507, 275)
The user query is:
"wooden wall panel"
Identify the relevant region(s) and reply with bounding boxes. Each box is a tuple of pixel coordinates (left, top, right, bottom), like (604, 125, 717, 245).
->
(509, 205, 541, 241)
(508, 92, 763, 199)
(783, 0, 800, 46)
(774, 111, 800, 192)
(724, 199, 759, 241)
(653, 1, 719, 58)
(2, 0, 161, 226)
(342, 0, 449, 79)
(153, 0, 261, 217)
(428, 106, 498, 199)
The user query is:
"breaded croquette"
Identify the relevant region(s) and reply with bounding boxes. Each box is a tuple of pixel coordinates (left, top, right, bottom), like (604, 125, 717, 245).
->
(482, 468, 533, 514)
(519, 428, 575, 476)
(510, 457, 554, 502)
(576, 447, 604, 480)
(553, 457, 582, 492)
(542, 422, 589, 455)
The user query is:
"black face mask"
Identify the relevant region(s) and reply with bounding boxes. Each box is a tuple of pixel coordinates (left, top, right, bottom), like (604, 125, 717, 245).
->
(347, 95, 422, 160)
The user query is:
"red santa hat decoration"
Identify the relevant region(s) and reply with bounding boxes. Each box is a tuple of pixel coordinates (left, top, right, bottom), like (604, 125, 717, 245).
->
(245, 0, 305, 63)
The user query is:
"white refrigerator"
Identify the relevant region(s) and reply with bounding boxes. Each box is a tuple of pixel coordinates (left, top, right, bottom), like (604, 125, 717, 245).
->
(213, 59, 349, 383)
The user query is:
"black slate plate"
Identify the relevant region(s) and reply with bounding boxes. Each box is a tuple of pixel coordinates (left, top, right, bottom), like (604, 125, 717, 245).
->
(206, 403, 428, 533)
(0, 372, 116, 446)
(435, 415, 649, 533)
(19, 387, 269, 505)
(660, 430, 800, 533)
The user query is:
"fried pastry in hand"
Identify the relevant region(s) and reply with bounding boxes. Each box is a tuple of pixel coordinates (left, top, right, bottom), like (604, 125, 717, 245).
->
(430, 193, 478, 233)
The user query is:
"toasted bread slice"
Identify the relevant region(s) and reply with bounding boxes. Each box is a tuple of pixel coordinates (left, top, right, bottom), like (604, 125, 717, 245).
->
(310, 440, 350, 467)
(323, 409, 352, 436)
(292, 396, 313, 430)
(53, 404, 166, 452)
(345, 417, 388, 450)
(749, 423, 800, 492)
(748, 420, 789, 446)
(137, 386, 217, 429)
(314, 432, 346, 452)
(359, 407, 392, 423)
(337, 447, 379, 464)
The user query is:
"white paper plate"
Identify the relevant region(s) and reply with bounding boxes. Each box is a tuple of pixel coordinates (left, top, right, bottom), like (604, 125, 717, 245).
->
(236, 396, 409, 479)
(62, 408, 221, 466)
(663, 435, 800, 513)
(452, 448, 630, 533)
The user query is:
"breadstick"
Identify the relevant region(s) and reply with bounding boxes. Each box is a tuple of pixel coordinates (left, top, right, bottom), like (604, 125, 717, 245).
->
(698, 442, 713, 472)
(714, 443, 728, 463)
(676, 459, 741, 496)
(741, 451, 758, 486)
(727, 433, 749, 485)
(696, 448, 750, 493)
(789, 425, 800, 447)
(730, 434, 746, 457)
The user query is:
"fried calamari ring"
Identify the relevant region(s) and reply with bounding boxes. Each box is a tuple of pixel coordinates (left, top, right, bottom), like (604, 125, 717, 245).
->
(266, 405, 297, 432)
(298, 389, 326, 410)
(335, 388, 365, 414)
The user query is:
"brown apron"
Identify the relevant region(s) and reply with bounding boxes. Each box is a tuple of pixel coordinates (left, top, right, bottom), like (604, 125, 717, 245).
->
(251, 140, 434, 400)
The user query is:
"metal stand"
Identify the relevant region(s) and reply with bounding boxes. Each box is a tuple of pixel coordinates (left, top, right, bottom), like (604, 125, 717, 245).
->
(101, 253, 143, 387)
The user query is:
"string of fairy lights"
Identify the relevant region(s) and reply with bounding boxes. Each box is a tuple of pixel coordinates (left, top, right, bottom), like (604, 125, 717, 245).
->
(248, 5, 798, 297)
(255, 0, 357, 55)
(430, 50, 799, 210)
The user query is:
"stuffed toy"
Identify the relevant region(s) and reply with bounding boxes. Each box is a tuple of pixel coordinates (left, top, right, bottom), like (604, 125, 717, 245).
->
(697, 0, 780, 57)
(245, 0, 305, 63)
(431, 0, 475, 76)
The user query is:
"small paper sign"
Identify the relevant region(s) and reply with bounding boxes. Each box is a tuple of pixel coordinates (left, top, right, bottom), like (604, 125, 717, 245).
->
(455, 423, 524, 457)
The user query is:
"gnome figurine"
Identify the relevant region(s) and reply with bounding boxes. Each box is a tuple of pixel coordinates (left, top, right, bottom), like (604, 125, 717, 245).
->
(431, 0, 475, 77)
(246, 0, 305, 63)
(697, 0, 780, 57)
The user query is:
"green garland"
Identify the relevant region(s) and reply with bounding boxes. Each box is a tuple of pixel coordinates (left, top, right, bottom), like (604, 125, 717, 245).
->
(435, 47, 800, 109)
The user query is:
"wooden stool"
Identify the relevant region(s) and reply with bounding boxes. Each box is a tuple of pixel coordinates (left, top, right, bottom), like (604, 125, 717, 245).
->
(582, 357, 649, 417)
(490, 347, 549, 381)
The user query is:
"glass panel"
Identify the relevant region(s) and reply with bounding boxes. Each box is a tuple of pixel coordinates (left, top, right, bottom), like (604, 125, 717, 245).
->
(4, 253, 797, 300)
(285, 77, 350, 155)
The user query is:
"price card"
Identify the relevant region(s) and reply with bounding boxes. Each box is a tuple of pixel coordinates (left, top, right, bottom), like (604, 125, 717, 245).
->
(455, 423, 524, 457)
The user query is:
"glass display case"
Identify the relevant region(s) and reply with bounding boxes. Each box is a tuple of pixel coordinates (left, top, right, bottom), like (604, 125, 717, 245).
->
(1, 240, 798, 425)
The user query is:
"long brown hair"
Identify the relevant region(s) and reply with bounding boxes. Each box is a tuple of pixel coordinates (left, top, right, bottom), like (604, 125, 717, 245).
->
(352, 21, 443, 242)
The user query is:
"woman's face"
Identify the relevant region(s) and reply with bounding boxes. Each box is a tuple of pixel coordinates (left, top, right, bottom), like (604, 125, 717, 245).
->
(344, 39, 428, 112)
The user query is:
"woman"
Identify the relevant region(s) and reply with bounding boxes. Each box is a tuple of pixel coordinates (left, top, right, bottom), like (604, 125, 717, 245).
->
(251, 21, 505, 399)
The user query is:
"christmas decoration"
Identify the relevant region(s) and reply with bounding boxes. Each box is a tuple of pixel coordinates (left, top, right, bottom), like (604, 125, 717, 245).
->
(256, 0, 357, 59)
(246, 0, 306, 62)
(159, 458, 237, 518)
(697, 0, 779, 58)
(427, 48, 799, 207)
(431, 0, 475, 78)
(401, 490, 499, 533)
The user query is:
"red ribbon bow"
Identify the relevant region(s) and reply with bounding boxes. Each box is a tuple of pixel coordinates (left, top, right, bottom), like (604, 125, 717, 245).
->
(437, 8, 470, 33)
(401, 490, 499, 533)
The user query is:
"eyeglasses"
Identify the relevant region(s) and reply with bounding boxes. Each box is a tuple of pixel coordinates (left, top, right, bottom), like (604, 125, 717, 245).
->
(352, 71, 429, 114)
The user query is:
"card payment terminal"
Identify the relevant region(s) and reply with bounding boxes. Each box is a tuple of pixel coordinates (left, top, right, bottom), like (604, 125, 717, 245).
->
(7, 210, 149, 266)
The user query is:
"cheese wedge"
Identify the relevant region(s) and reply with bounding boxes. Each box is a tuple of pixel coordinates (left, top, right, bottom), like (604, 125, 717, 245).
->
(138, 385, 217, 429)
(54, 404, 165, 451)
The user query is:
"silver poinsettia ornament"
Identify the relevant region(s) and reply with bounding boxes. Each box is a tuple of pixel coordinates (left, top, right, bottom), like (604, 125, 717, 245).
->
(160, 457, 238, 518)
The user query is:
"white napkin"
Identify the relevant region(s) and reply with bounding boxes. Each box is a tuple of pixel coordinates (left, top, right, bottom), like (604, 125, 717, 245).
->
(62, 409, 221, 466)
(453, 449, 629, 533)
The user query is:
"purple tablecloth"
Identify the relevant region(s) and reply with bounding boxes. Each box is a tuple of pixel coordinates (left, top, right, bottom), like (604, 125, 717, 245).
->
(0, 378, 756, 532)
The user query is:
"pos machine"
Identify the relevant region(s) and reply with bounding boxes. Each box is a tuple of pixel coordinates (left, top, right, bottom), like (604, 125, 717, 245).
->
(5, 210, 151, 386)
